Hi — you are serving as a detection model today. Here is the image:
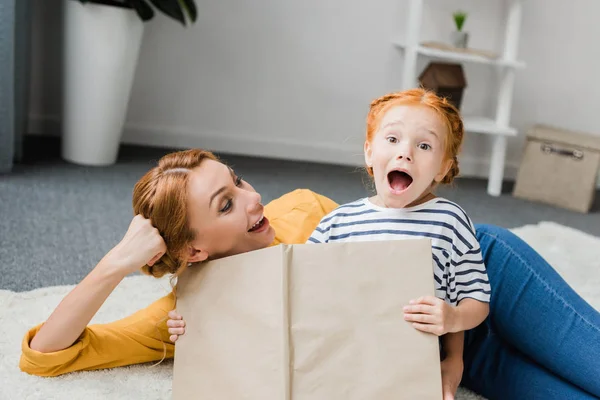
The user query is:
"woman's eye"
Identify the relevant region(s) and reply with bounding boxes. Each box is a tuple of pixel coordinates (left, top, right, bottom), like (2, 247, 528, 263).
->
(386, 137, 398, 144)
(235, 176, 243, 186)
(419, 143, 431, 150)
(220, 199, 233, 213)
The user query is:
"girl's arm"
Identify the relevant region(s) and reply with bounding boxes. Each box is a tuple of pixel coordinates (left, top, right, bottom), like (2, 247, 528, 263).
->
(403, 296, 488, 335)
(28, 215, 166, 354)
(441, 332, 464, 400)
(453, 298, 489, 332)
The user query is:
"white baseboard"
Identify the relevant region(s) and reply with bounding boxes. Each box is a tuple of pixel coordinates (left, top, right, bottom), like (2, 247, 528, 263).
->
(27, 114, 598, 188)
(28, 114, 366, 166)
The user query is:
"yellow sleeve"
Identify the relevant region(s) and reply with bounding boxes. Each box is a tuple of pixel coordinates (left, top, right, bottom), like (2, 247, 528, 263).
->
(265, 189, 339, 245)
(19, 292, 176, 377)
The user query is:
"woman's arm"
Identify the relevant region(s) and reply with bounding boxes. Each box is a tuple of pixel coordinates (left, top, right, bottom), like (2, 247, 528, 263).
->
(30, 256, 126, 353)
(29, 215, 166, 353)
(20, 292, 176, 377)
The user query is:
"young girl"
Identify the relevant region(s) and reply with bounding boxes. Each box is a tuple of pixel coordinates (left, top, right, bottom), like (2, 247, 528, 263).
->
(167, 90, 490, 398)
(307, 89, 490, 399)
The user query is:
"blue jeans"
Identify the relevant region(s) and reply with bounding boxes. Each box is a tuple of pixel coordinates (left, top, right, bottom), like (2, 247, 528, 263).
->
(462, 224, 600, 399)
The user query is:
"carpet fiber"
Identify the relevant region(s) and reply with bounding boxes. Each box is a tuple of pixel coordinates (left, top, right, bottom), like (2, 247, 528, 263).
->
(2, 222, 599, 400)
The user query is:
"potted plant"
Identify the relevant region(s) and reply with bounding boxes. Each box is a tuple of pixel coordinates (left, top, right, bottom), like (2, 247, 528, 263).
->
(451, 10, 468, 49)
(62, 0, 197, 166)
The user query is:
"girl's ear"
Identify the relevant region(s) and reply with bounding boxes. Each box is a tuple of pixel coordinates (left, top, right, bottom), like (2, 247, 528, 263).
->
(435, 158, 454, 182)
(187, 246, 209, 263)
(364, 141, 373, 168)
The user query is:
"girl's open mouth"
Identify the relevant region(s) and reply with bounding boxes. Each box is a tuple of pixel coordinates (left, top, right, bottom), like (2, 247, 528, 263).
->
(248, 216, 269, 233)
(388, 170, 413, 194)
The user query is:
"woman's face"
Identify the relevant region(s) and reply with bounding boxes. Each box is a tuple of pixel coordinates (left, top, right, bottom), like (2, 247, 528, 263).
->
(186, 159, 276, 261)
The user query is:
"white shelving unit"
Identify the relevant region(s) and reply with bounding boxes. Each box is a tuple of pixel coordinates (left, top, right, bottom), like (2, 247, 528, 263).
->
(395, 0, 525, 196)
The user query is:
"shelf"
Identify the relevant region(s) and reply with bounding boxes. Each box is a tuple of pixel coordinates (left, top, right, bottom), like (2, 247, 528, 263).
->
(393, 40, 526, 69)
(395, 0, 525, 197)
(464, 116, 517, 136)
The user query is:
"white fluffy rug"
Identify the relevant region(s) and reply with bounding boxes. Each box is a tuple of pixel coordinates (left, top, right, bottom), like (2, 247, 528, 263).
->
(1, 222, 599, 400)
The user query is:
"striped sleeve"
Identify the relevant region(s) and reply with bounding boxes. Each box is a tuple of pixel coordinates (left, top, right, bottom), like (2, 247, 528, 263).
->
(307, 218, 331, 243)
(306, 200, 367, 243)
(448, 212, 491, 304)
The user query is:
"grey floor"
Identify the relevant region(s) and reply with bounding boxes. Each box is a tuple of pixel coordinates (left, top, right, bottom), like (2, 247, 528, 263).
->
(2, 136, 599, 292)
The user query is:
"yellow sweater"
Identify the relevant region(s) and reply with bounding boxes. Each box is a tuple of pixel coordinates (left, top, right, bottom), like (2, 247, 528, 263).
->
(20, 189, 338, 377)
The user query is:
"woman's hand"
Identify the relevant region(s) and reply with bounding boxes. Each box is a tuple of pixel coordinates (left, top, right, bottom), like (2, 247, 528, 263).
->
(106, 215, 167, 277)
(167, 310, 186, 342)
(403, 296, 458, 336)
(440, 355, 463, 400)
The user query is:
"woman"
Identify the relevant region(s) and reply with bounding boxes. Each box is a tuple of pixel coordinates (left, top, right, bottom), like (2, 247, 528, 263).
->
(20, 149, 600, 399)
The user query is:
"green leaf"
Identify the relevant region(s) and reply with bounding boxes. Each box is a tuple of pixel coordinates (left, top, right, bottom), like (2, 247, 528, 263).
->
(149, 0, 186, 25)
(178, 0, 197, 23)
(453, 11, 467, 31)
(129, 0, 155, 21)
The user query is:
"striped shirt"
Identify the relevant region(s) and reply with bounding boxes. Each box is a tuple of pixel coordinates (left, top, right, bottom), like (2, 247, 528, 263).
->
(307, 197, 491, 305)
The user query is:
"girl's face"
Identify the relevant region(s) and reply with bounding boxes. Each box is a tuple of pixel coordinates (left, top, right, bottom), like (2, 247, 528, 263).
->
(185, 159, 276, 261)
(364, 105, 452, 208)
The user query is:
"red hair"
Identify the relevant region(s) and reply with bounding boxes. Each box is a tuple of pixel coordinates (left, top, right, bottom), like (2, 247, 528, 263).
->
(365, 88, 464, 184)
(132, 149, 218, 278)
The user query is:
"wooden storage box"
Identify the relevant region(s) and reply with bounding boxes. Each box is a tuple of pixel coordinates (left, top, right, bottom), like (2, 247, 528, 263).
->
(513, 124, 600, 213)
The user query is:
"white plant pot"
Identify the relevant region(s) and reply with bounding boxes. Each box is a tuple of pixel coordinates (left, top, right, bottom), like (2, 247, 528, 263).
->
(62, 0, 144, 166)
(451, 31, 469, 49)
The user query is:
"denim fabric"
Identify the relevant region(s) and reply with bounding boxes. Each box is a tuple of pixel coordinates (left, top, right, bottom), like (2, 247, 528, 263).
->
(461, 224, 600, 399)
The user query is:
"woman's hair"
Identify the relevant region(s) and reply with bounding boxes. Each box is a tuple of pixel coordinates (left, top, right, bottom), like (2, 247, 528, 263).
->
(365, 88, 464, 184)
(132, 149, 218, 278)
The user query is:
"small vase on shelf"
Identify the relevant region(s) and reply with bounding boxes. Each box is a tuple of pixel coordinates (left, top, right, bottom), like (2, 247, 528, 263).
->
(451, 10, 468, 49)
(451, 31, 469, 49)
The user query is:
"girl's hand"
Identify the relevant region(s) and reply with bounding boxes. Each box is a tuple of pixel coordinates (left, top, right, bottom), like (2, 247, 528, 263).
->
(403, 296, 457, 336)
(440, 355, 463, 400)
(105, 215, 167, 276)
(167, 310, 186, 342)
